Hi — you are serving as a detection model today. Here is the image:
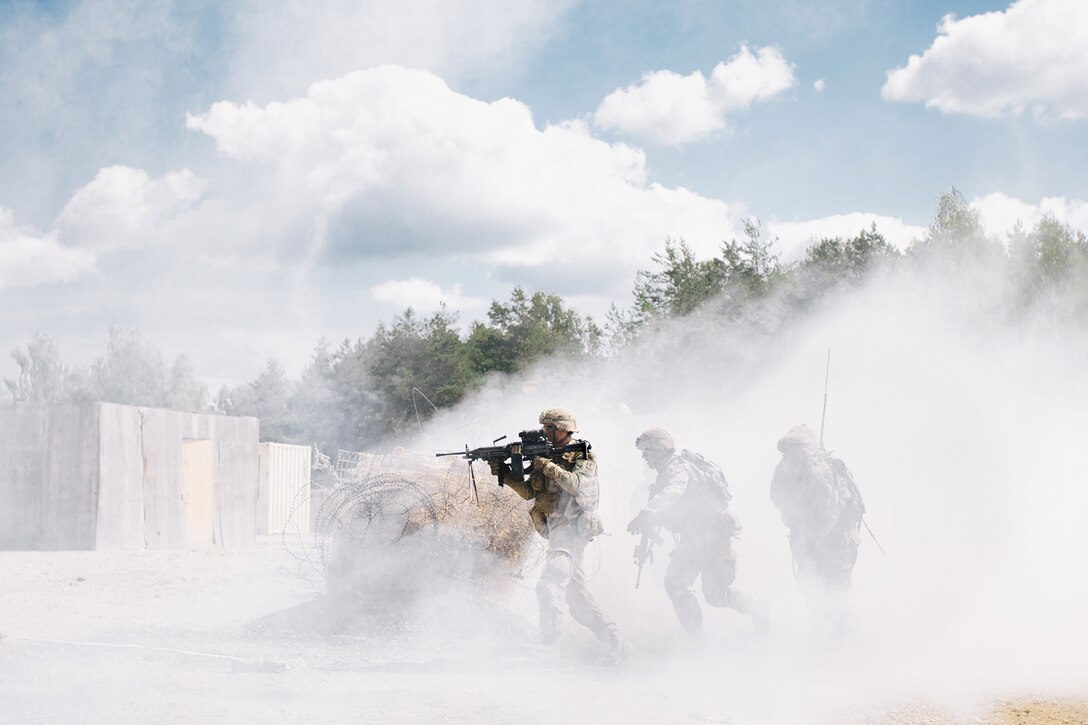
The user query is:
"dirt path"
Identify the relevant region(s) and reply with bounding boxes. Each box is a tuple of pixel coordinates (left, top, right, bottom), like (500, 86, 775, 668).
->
(1, 541, 1083, 724)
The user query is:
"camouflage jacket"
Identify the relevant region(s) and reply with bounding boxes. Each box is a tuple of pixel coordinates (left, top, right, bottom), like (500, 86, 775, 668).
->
(500, 443, 601, 538)
(642, 450, 731, 534)
(770, 450, 840, 543)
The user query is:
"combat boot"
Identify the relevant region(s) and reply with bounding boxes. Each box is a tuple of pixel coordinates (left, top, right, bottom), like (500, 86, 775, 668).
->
(601, 630, 631, 665)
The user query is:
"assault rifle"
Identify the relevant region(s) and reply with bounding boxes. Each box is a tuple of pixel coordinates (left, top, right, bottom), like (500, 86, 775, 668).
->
(436, 429, 591, 502)
(633, 527, 662, 589)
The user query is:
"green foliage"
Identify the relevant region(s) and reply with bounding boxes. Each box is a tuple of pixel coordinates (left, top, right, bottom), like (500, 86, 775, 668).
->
(164, 354, 210, 413)
(796, 224, 900, 297)
(219, 358, 293, 438)
(88, 327, 211, 410)
(911, 187, 994, 262)
(467, 287, 601, 374)
(1008, 214, 1088, 310)
(718, 218, 782, 297)
(621, 221, 782, 336)
(364, 307, 478, 439)
(5, 332, 71, 403)
(1030, 215, 1088, 285)
(4, 328, 208, 411)
(632, 237, 725, 320)
(603, 303, 642, 354)
(10, 187, 1085, 452)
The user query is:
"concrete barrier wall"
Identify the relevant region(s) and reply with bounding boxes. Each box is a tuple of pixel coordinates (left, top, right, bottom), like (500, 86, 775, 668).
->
(0, 403, 99, 550)
(96, 403, 146, 550)
(38, 404, 99, 550)
(182, 412, 259, 548)
(1, 402, 259, 550)
(0, 404, 47, 549)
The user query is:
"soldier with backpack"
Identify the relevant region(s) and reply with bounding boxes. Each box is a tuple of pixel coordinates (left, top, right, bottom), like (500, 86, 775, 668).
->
(770, 424, 864, 631)
(628, 427, 769, 637)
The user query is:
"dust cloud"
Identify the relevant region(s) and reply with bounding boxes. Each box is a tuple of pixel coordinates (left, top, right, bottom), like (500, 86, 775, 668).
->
(4, 244, 1087, 725)
(414, 250, 1088, 721)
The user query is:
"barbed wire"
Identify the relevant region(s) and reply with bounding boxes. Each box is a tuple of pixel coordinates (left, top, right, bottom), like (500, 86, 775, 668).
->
(278, 447, 544, 601)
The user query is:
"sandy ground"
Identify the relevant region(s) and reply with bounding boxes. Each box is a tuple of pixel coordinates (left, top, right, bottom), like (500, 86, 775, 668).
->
(1, 539, 1084, 725)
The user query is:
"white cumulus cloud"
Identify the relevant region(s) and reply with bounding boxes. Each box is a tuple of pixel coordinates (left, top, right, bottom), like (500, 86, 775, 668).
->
(767, 213, 926, 261)
(56, 166, 206, 252)
(882, 0, 1088, 119)
(186, 65, 742, 294)
(592, 45, 797, 145)
(0, 207, 96, 289)
(970, 192, 1088, 239)
(370, 277, 488, 315)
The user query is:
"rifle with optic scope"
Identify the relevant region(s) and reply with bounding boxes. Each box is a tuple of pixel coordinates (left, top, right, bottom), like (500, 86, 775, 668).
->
(436, 428, 591, 502)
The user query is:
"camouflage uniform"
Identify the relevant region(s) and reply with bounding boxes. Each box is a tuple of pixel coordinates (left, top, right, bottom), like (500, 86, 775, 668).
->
(770, 425, 862, 627)
(495, 409, 620, 653)
(632, 428, 766, 636)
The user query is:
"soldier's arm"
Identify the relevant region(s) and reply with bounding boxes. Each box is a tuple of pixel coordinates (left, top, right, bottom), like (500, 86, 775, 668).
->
(503, 474, 535, 501)
(538, 455, 596, 495)
(642, 462, 688, 517)
(491, 461, 534, 500)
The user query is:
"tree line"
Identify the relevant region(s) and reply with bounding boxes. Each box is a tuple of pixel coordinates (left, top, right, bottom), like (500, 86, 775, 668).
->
(6, 189, 1087, 454)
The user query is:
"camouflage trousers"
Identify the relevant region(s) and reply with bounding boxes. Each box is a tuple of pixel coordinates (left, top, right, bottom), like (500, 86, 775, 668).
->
(536, 524, 619, 646)
(664, 524, 756, 635)
(790, 525, 860, 633)
(790, 525, 860, 590)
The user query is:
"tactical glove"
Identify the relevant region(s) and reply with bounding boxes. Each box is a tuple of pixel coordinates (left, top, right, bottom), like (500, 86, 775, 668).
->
(533, 456, 555, 477)
(627, 510, 651, 535)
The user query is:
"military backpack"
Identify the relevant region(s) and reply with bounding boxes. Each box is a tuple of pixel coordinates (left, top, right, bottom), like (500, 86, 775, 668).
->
(827, 455, 865, 524)
(680, 449, 732, 505)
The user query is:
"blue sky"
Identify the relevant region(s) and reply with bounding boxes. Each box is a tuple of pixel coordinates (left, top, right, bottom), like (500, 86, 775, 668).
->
(1, 0, 1086, 388)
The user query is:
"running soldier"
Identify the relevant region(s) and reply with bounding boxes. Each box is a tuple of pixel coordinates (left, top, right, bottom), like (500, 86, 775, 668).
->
(770, 424, 865, 631)
(629, 427, 769, 637)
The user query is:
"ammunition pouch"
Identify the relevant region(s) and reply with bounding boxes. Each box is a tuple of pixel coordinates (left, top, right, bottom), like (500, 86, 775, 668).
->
(533, 488, 559, 515)
(529, 505, 549, 539)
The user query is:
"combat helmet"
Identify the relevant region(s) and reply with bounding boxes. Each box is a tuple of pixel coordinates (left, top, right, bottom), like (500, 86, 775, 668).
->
(635, 426, 675, 468)
(539, 407, 578, 432)
(635, 426, 675, 452)
(777, 424, 817, 454)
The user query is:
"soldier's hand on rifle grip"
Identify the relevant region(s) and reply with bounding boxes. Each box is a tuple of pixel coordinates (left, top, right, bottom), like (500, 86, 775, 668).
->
(533, 456, 552, 475)
(488, 459, 503, 477)
(627, 510, 649, 535)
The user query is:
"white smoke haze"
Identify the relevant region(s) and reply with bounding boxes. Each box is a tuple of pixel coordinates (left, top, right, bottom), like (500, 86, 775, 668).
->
(403, 242, 1088, 721)
(4, 234, 1087, 722)
(3, 3, 1087, 718)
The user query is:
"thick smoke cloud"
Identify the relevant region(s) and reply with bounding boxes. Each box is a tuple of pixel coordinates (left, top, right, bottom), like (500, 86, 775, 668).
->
(412, 242, 1088, 720)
